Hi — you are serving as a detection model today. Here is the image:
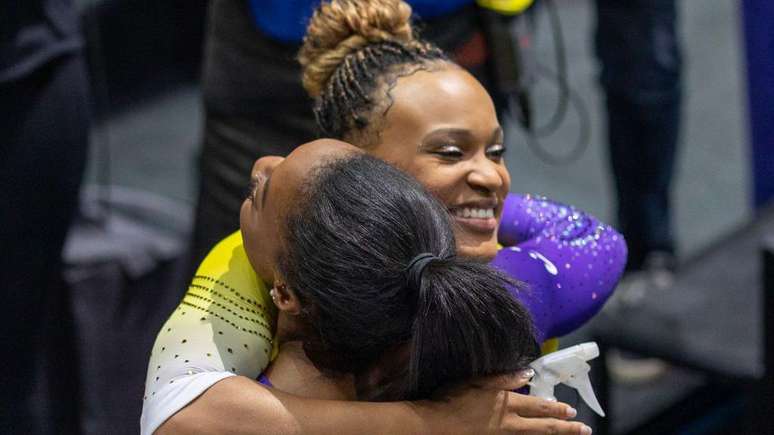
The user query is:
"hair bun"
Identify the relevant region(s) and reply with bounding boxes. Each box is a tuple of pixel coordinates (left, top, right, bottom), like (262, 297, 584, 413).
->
(299, 0, 415, 97)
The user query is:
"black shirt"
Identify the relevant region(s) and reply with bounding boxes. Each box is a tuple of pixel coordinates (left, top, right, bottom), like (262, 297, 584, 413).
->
(0, 0, 83, 83)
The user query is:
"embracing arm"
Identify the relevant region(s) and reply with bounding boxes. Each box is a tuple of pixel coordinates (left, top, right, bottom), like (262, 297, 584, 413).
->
(156, 373, 588, 435)
(495, 193, 627, 340)
(156, 376, 424, 435)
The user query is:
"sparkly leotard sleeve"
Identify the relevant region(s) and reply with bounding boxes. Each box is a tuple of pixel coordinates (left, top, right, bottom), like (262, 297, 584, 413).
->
(140, 195, 626, 435)
(492, 193, 627, 342)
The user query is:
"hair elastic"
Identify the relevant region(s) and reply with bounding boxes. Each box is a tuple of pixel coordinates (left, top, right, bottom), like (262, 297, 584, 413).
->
(406, 253, 439, 291)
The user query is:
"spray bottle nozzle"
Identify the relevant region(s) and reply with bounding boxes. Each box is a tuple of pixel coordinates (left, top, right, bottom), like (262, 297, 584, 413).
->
(528, 341, 605, 417)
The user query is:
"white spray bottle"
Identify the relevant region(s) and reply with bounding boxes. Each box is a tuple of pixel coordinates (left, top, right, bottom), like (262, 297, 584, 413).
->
(528, 341, 605, 417)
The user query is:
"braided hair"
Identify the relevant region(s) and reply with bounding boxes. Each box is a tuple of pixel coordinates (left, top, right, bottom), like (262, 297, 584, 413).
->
(298, 0, 450, 146)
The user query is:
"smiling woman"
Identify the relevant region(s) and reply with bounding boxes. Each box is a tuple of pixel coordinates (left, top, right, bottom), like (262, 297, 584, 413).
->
(366, 67, 511, 257)
(298, 2, 510, 258)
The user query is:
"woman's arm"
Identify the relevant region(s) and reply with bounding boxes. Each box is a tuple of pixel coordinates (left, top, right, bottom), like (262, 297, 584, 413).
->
(495, 193, 627, 340)
(156, 374, 589, 435)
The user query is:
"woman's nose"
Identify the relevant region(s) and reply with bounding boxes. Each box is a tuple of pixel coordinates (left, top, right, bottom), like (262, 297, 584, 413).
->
(251, 156, 284, 178)
(467, 158, 505, 193)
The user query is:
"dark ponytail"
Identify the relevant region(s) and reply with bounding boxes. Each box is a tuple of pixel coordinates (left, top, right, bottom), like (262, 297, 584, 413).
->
(278, 153, 539, 399)
(408, 259, 539, 399)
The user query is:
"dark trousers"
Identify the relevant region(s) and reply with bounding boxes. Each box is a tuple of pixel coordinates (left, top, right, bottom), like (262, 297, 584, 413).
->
(191, 0, 497, 266)
(594, 0, 682, 270)
(191, 0, 317, 265)
(0, 53, 89, 434)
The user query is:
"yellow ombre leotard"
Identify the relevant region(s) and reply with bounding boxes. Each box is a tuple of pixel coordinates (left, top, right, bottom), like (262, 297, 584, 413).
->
(141, 232, 277, 435)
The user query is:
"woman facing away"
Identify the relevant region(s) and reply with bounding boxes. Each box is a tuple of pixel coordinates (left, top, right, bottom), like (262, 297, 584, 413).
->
(145, 0, 627, 433)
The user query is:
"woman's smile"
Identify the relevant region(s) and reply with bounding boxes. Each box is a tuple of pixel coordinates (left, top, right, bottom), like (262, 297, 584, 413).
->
(449, 199, 500, 234)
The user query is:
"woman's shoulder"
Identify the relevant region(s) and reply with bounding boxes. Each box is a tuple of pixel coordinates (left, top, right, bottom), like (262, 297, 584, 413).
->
(195, 231, 258, 285)
(192, 230, 275, 320)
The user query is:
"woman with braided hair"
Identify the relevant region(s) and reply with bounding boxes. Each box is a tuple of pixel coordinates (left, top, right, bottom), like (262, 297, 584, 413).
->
(146, 1, 626, 433)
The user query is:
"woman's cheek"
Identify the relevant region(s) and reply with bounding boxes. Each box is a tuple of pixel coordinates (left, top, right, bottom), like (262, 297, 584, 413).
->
(428, 185, 456, 210)
(496, 163, 511, 193)
(418, 170, 460, 206)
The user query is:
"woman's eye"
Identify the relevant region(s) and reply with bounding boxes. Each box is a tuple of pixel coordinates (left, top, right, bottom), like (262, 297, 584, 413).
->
(245, 178, 259, 201)
(486, 144, 506, 159)
(434, 145, 464, 158)
(245, 174, 265, 202)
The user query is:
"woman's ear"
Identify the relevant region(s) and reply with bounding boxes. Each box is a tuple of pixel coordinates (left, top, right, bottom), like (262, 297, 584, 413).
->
(271, 281, 302, 315)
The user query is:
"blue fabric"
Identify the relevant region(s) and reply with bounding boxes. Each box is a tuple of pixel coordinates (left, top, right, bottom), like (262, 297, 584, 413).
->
(742, 0, 774, 207)
(248, 0, 473, 43)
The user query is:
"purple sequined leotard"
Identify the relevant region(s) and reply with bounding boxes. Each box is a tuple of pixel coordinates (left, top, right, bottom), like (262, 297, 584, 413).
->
(493, 194, 627, 342)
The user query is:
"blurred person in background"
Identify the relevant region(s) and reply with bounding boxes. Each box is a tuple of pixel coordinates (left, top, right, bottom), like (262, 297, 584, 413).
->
(595, 0, 682, 288)
(191, 0, 518, 266)
(0, 0, 90, 433)
(594, 0, 682, 382)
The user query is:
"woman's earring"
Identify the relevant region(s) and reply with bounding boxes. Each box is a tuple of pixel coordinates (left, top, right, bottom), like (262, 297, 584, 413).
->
(269, 288, 279, 304)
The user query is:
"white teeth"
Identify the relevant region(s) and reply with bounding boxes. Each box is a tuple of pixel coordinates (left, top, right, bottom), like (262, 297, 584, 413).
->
(453, 207, 495, 219)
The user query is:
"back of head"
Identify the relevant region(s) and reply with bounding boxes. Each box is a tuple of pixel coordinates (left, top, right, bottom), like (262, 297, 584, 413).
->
(298, 0, 448, 145)
(277, 154, 539, 399)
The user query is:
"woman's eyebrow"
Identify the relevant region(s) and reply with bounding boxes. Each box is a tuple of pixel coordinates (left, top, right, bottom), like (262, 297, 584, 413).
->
(424, 127, 503, 143)
(489, 127, 504, 143)
(418, 128, 472, 150)
(426, 128, 473, 139)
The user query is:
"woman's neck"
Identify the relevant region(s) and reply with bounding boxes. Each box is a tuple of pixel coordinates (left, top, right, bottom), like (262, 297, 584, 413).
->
(265, 341, 356, 400)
